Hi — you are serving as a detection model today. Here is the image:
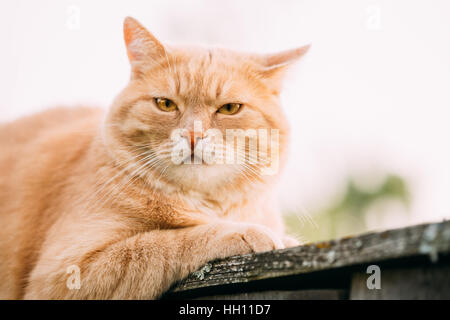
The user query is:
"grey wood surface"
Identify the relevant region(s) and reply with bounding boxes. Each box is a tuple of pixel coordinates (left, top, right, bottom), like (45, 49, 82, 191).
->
(350, 264, 450, 299)
(169, 221, 450, 295)
(195, 289, 347, 300)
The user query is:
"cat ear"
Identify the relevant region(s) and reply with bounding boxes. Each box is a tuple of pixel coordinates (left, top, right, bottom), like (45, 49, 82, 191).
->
(123, 17, 165, 67)
(261, 45, 310, 72)
(257, 45, 310, 92)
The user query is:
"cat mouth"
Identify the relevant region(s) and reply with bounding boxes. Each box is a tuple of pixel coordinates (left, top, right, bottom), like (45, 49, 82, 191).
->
(169, 151, 208, 166)
(182, 153, 208, 165)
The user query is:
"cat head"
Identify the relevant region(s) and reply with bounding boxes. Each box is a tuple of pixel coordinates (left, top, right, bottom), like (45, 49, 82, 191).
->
(103, 17, 309, 195)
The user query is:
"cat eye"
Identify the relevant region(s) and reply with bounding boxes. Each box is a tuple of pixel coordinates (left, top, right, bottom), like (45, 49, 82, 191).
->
(154, 98, 178, 112)
(217, 103, 242, 115)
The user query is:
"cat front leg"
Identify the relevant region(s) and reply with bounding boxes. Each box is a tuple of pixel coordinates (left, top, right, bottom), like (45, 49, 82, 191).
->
(24, 221, 285, 299)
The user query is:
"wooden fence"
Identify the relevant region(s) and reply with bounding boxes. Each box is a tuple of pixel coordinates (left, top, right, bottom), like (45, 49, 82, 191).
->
(164, 221, 450, 299)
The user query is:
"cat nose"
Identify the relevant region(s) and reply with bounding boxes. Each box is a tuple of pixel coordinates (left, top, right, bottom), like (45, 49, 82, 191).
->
(181, 130, 202, 151)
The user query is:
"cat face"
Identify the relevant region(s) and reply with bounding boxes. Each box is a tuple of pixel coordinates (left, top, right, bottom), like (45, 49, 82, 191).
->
(103, 17, 309, 194)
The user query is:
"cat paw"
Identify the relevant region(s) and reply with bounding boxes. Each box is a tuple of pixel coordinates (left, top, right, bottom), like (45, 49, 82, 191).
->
(207, 222, 285, 260)
(180, 222, 287, 281)
(282, 235, 301, 248)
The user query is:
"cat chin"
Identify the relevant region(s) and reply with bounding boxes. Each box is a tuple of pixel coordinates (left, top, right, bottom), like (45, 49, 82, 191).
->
(163, 163, 240, 190)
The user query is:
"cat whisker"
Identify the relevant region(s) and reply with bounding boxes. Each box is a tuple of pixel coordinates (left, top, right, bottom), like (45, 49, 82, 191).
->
(82, 151, 158, 211)
(89, 151, 176, 212)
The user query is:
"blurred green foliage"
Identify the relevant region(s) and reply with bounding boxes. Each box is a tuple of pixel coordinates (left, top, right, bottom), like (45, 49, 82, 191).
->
(284, 174, 410, 243)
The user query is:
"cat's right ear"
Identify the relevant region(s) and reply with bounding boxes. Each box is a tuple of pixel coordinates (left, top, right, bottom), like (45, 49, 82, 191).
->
(123, 17, 165, 72)
(256, 45, 310, 92)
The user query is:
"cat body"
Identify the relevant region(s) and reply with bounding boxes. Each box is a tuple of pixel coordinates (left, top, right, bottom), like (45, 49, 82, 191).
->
(0, 17, 308, 299)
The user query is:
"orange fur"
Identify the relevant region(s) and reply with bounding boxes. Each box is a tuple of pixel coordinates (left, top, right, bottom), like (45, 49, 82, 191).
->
(0, 17, 309, 299)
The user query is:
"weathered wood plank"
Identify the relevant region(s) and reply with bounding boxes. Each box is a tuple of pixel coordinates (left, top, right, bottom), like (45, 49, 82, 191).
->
(350, 264, 450, 299)
(194, 289, 347, 300)
(169, 221, 450, 294)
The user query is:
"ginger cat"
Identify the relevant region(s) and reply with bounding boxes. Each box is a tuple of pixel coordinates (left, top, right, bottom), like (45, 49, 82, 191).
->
(0, 17, 309, 299)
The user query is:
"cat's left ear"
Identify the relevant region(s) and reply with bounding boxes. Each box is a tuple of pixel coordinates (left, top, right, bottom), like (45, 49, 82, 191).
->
(123, 17, 166, 74)
(258, 45, 310, 88)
